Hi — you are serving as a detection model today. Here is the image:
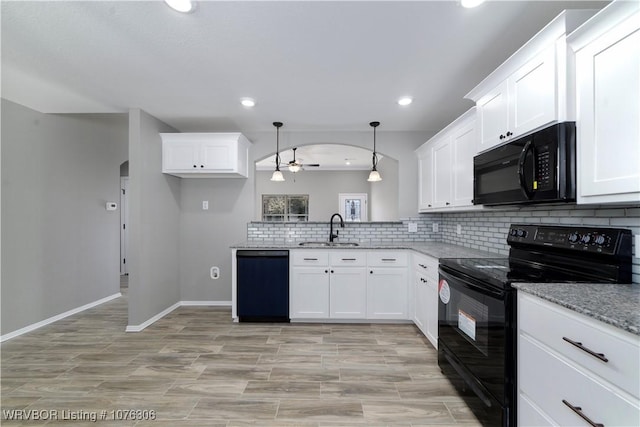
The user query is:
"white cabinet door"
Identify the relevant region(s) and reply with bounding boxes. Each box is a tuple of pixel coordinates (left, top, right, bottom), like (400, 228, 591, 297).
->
(418, 149, 434, 210)
(329, 267, 367, 318)
(432, 137, 453, 208)
(424, 275, 438, 349)
(200, 140, 235, 171)
(576, 15, 640, 204)
(290, 267, 329, 319)
(163, 140, 200, 171)
(477, 80, 510, 152)
(509, 45, 556, 137)
(413, 272, 428, 334)
(367, 267, 408, 320)
(451, 120, 476, 207)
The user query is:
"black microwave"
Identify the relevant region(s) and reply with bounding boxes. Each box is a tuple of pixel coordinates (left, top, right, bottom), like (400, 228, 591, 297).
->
(473, 122, 576, 206)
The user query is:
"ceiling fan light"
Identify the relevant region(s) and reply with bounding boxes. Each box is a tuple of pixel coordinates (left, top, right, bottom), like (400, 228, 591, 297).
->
(288, 164, 301, 173)
(271, 170, 285, 182)
(367, 170, 382, 182)
(164, 0, 194, 13)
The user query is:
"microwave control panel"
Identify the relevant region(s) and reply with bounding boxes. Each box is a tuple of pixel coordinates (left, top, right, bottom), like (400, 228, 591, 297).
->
(535, 146, 553, 190)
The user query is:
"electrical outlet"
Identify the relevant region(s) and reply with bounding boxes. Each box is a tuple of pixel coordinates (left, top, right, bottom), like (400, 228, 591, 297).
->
(457, 224, 462, 235)
(432, 223, 439, 233)
(202, 200, 209, 210)
(408, 222, 418, 233)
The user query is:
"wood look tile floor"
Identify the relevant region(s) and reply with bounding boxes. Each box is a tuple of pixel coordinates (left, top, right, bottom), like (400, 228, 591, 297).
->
(1, 283, 483, 426)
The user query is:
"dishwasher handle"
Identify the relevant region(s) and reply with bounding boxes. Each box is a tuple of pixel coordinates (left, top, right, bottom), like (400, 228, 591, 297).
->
(236, 250, 289, 258)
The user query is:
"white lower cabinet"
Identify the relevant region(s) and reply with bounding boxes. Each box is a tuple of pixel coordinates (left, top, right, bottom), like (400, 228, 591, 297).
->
(290, 249, 408, 321)
(290, 266, 330, 318)
(412, 253, 439, 348)
(329, 267, 367, 318)
(517, 292, 640, 427)
(367, 267, 408, 319)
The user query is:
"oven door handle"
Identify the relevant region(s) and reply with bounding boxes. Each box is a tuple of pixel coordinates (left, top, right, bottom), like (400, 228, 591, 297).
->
(518, 140, 535, 200)
(439, 267, 505, 299)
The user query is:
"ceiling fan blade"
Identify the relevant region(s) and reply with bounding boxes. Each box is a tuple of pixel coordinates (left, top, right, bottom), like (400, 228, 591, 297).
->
(304, 164, 320, 167)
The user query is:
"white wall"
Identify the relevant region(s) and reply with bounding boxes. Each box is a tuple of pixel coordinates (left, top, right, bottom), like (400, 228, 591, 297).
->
(127, 109, 181, 327)
(1, 99, 128, 336)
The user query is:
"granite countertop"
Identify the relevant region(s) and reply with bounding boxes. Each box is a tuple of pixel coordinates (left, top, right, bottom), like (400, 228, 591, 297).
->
(231, 240, 501, 260)
(512, 282, 640, 336)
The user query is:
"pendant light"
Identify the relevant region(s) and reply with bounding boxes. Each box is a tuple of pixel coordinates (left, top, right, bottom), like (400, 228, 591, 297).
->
(367, 121, 382, 182)
(270, 122, 285, 182)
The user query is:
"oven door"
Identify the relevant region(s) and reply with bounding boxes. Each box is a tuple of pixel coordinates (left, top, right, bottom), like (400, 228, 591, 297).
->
(438, 265, 515, 412)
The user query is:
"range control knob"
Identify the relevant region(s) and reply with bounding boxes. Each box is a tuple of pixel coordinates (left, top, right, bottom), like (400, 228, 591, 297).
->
(568, 233, 580, 244)
(510, 229, 518, 237)
(581, 234, 593, 245)
(594, 235, 607, 246)
(516, 229, 527, 238)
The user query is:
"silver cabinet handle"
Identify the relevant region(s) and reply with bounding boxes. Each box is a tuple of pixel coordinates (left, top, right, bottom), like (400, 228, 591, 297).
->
(562, 337, 608, 363)
(341, 258, 357, 261)
(381, 258, 397, 262)
(562, 400, 604, 427)
(303, 258, 318, 261)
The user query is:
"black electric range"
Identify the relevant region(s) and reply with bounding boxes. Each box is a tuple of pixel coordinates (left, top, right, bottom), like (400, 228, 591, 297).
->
(437, 224, 632, 427)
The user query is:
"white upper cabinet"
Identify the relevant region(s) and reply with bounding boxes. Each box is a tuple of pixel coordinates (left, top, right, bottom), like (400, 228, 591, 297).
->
(416, 108, 479, 212)
(568, 1, 640, 205)
(467, 10, 598, 153)
(417, 147, 433, 210)
(161, 132, 251, 178)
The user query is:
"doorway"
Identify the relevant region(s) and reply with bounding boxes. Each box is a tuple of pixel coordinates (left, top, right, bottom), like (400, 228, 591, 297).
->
(120, 176, 129, 276)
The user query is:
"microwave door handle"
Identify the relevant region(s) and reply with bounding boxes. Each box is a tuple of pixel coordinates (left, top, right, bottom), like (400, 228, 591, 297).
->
(518, 140, 535, 200)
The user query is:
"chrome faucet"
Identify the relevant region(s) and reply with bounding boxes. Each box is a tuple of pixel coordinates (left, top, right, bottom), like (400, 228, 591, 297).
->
(329, 213, 344, 242)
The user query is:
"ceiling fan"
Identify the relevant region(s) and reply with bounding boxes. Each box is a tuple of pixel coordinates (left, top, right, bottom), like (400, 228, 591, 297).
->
(287, 147, 320, 173)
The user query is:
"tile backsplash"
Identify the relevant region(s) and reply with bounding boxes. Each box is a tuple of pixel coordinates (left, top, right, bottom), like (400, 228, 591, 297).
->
(247, 205, 639, 283)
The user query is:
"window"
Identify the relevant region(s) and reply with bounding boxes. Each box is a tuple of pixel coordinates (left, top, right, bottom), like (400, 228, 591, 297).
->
(339, 193, 368, 222)
(262, 194, 309, 222)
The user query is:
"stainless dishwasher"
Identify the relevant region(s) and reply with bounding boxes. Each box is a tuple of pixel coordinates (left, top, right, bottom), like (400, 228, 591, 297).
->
(236, 250, 289, 322)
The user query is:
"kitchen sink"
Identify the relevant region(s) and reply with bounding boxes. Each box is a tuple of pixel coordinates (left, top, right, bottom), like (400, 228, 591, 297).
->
(298, 241, 359, 247)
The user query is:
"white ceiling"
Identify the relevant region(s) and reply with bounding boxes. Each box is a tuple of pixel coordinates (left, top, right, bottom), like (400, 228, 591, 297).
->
(1, 0, 609, 134)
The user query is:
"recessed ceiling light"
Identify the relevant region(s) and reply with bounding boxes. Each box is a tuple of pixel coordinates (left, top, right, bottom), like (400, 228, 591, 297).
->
(241, 98, 256, 107)
(461, 0, 485, 8)
(164, 0, 195, 13)
(398, 97, 413, 106)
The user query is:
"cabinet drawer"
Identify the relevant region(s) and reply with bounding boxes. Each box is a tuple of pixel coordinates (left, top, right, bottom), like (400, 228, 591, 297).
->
(329, 251, 366, 267)
(519, 335, 640, 427)
(368, 251, 408, 267)
(519, 293, 640, 398)
(413, 254, 439, 278)
(291, 250, 329, 266)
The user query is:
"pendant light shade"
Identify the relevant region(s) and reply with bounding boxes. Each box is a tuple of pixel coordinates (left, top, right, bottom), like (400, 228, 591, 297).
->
(270, 122, 285, 182)
(367, 121, 382, 182)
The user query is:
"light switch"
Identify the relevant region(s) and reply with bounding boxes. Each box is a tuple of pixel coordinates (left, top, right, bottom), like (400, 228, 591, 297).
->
(432, 223, 439, 233)
(202, 201, 209, 210)
(457, 224, 462, 235)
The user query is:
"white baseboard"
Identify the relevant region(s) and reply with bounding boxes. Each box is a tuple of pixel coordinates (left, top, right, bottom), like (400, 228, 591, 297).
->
(181, 300, 231, 306)
(125, 300, 231, 332)
(0, 292, 122, 342)
(125, 302, 181, 332)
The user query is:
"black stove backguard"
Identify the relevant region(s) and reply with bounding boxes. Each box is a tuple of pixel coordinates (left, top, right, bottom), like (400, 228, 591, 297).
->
(437, 224, 633, 427)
